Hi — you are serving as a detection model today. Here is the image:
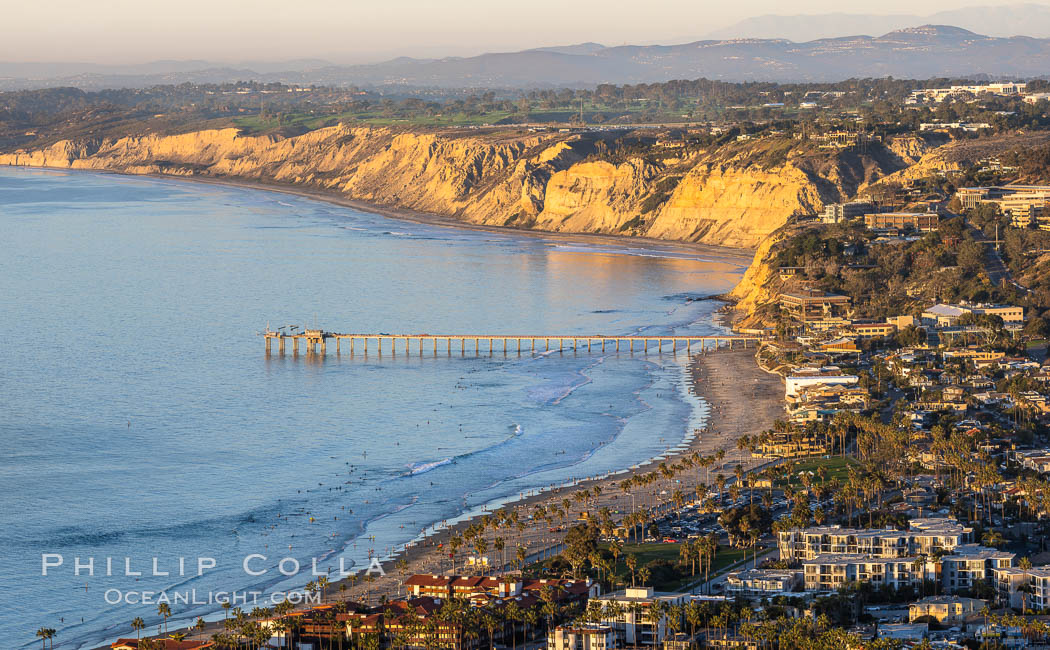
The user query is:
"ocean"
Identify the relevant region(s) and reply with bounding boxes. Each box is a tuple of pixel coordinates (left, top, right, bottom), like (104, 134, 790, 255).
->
(0, 167, 747, 648)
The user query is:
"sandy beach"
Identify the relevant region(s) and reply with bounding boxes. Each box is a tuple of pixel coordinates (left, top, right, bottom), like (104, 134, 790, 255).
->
(147, 172, 757, 265)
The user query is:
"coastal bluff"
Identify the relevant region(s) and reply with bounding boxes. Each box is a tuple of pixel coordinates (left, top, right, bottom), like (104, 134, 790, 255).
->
(0, 125, 902, 249)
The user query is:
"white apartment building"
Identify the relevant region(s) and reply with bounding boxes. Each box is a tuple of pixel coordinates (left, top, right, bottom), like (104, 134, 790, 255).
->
(548, 624, 616, 650)
(596, 587, 689, 647)
(940, 545, 1015, 593)
(802, 554, 924, 591)
(777, 519, 972, 562)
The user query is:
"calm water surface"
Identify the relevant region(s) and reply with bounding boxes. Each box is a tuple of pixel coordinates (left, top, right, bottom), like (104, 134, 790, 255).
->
(0, 168, 746, 648)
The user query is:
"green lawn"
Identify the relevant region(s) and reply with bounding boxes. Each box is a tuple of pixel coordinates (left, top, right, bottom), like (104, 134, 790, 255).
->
(604, 543, 752, 592)
(775, 456, 859, 489)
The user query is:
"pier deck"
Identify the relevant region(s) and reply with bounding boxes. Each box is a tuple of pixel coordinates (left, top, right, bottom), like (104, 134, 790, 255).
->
(262, 329, 765, 356)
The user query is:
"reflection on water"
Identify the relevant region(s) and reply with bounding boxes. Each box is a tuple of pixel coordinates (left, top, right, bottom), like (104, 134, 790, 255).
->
(0, 168, 746, 648)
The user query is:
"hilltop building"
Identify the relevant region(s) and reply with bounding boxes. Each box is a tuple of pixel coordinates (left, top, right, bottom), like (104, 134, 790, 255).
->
(779, 289, 852, 327)
(957, 185, 1050, 229)
(821, 201, 874, 224)
(864, 211, 939, 232)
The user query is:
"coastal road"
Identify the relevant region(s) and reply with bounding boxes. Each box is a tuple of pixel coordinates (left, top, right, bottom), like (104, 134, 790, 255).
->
(964, 221, 1013, 287)
(984, 245, 1011, 287)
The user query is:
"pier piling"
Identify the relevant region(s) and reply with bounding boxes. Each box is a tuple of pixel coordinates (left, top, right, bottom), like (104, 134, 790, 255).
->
(262, 330, 763, 360)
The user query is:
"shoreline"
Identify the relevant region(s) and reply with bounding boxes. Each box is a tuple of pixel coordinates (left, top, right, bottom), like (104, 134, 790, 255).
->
(325, 344, 784, 606)
(1, 165, 756, 264)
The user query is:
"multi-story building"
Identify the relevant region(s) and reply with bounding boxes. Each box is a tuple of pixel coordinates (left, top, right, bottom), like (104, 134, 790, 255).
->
(778, 519, 972, 562)
(908, 83, 1026, 103)
(822, 201, 874, 224)
(724, 569, 801, 598)
(994, 565, 1050, 610)
(596, 587, 689, 647)
(921, 302, 1024, 327)
(404, 575, 598, 602)
(779, 289, 852, 326)
(958, 185, 1050, 229)
(802, 554, 923, 591)
(940, 545, 1015, 593)
(864, 212, 940, 232)
(849, 321, 898, 339)
(548, 624, 616, 650)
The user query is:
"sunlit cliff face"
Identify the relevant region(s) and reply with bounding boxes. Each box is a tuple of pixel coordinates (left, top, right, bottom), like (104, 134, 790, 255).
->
(0, 125, 891, 250)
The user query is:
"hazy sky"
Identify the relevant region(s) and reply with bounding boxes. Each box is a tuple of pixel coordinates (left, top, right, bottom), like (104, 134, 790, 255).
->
(4, 0, 1045, 64)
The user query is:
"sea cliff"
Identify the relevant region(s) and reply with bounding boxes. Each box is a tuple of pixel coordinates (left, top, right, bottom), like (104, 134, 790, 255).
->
(0, 124, 903, 250)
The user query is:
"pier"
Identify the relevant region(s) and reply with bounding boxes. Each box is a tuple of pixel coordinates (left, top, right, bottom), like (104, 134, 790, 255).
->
(262, 328, 765, 356)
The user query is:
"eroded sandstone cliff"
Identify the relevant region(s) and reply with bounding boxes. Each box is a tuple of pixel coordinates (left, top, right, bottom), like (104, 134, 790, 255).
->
(0, 125, 908, 250)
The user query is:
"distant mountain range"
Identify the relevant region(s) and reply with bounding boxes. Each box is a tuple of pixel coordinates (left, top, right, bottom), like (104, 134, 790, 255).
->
(6, 24, 1050, 91)
(703, 3, 1050, 42)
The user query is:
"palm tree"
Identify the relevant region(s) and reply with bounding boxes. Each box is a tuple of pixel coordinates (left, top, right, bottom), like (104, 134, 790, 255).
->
(686, 601, 702, 640)
(449, 535, 463, 573)
(131, 617, 146, 642)
(1020, 556, 1034, 613)
(157, 603, 172, 635)
(610, 539, 623, 575)
(645, 600, 669, 644)
(504, 601, 521, 650)
(35, 627, 51, 650)
(494, 536, 506, 570)
(481, 611, 498, 650)
(194, 617, 206, 641)
(666, 604, 683, 642)
(912, 555, 928, 598)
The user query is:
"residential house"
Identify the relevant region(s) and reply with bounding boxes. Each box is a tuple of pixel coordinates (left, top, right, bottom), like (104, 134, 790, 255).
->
(725, 569, 801, 599)
(785, 367, 859, 399)
(908, 596, 985, 624)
